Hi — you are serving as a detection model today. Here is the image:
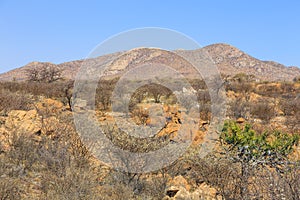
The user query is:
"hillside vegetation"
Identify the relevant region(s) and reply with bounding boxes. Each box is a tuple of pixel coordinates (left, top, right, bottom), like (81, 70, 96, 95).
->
(0, 46, 299, 199)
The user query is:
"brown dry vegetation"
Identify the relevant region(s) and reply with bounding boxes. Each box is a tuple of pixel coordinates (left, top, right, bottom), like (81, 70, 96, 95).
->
(0, 73, 299, 199)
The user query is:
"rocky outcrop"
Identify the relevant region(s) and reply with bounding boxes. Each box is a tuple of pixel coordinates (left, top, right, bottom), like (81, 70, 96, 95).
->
(164, 175, 222, 200)
(204, 43, 300, 81)
(5, 110, 41, 134)
(0, 98, 68, 149)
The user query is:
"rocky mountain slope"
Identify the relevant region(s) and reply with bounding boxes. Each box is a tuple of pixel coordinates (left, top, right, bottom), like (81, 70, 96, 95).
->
(203, 43, 300, 81)
(1, 43, 299, 81)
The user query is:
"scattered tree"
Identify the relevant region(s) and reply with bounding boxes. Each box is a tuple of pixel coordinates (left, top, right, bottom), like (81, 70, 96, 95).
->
(26, 65, 62, 83)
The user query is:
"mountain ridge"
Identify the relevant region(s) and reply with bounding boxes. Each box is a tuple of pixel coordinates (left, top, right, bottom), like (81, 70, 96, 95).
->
(1, 43, 299, 82)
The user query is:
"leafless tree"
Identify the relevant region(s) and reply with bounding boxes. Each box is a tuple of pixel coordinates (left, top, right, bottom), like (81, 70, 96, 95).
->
(26, 65, 62, 83)
(63, 80, 74, 110)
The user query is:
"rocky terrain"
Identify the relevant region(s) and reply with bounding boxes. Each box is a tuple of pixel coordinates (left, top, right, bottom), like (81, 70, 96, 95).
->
(204, 43, 300, 81)
(0, 44, 299, 199)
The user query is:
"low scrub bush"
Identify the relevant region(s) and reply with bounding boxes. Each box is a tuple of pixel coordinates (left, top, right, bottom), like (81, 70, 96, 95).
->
(249, 101, 275, 122)
(0, 89, 32, 113)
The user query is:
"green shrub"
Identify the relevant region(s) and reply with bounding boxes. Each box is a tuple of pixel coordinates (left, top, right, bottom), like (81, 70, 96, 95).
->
(221, 121, 299, 162)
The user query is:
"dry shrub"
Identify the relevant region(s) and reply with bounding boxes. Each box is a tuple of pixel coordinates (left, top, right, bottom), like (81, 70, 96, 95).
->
(130, 106, 149, 125)
(103, 169, 168, 199)
(101, 123, 170, 153)
(227, 82, 253, 94)
(0, 89, 32, 113)
(36, 122, 100, 199)
(97, 183, 134, 200)
(0, 177, 22, 200)
(197, 90, 210, 104)
(250, 101, 275, 122)
(95, 78, 117, 111)
(184, 155, 300, 200)
(253, 163, 300, 200)
(280, 82, 295, 93)
(0, 133, 38, 199)
(6, 132, 39, 172)
(228, 97, 250, 119)
(255, 84, 281, 97)
(0, 112, 101, 199)
(255, 82, 296, 98)
(280, 98, 300, 116)
(40, 165, 99, 200)
(140, 173, 169, 199)
(279, 98, 300, 129)
(186, 156, 242, 199)
(0, 81, 75, 111)
(189, 79, 207, 91)
(197, 90, 212, 121)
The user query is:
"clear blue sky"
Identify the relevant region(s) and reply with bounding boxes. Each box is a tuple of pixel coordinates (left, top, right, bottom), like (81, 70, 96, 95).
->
(1, 0, 300, 73)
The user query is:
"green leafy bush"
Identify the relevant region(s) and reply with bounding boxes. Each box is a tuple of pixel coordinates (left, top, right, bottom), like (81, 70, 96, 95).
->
(221, 121, 299, 162)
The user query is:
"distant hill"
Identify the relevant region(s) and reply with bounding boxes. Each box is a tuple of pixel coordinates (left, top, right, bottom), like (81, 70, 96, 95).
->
(203, 43, 300, 81)
(1, 43, 299, 81)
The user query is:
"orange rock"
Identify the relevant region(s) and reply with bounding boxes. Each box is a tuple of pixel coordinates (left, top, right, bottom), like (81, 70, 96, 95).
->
(236, 117, 245, 123)
(145, 118, 151, 125)
(192, 130, 204, 146)
(5, 110, 41, 134)
(167, 175, 191, 191)
(41, 116, 60, 135)
(163, 105, 170, 112)
(35, 98, 64, 115)
(169, 106, 178, 114)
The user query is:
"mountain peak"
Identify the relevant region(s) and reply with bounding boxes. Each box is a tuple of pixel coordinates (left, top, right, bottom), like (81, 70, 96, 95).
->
(204, 43, 246, 59)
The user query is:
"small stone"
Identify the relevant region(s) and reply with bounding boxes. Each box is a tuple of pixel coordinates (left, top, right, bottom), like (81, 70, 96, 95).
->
(236, 117, 245, 123)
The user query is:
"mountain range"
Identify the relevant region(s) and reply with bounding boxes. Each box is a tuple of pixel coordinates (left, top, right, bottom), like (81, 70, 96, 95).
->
(1, 43, 299, 82)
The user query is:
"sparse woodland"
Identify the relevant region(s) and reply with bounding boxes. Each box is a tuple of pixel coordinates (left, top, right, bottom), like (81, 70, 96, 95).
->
(0, 67, 299, 199)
